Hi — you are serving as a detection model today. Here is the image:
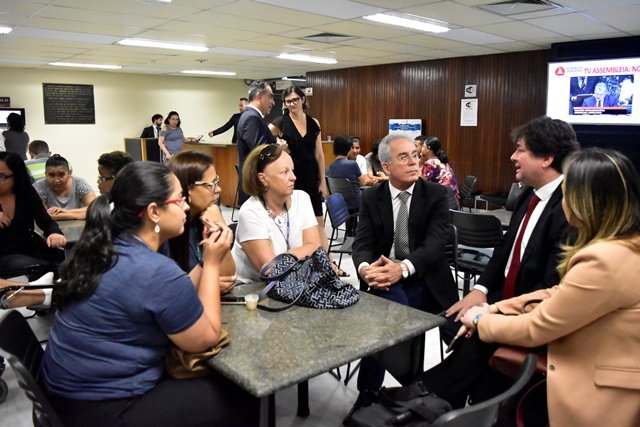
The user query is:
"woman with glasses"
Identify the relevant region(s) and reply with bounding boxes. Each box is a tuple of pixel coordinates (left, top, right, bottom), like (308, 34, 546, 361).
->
(96, 151, 134, 195)
(461, 149, 640, 427)
(42, 161, 258, 426)
(0, 151, 65, 275)
(164, 151, 236, 293)
(33, 154, 96, 220)
(232, 144, 321, 283)
(269, 86, 329, 247)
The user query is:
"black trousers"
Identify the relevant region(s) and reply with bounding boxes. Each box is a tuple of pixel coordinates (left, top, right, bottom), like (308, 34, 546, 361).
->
(48, 373, 260, 427)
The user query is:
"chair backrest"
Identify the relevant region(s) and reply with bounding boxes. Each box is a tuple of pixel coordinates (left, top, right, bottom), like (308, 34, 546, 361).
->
(432, 354, 538, 427)
(325, 194, 350, 230)
(444, 224, 458, 273)
(326, 177, 357, 208)
(505, 182, 526, 212)
(459, 175, 478, 200)
(445, 186, 460, 210)
(450, 210, 503, 248)
(0, 310, 63, 427)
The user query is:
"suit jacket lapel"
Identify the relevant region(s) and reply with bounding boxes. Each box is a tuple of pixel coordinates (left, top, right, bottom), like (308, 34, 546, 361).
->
(408, 180, 427, 250)
(378, 183, 395, 252)
(520, 185, 562, 266)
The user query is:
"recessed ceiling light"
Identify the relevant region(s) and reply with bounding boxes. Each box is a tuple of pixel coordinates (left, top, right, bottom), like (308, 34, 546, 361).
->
(0, 26, 12, 34)
(277, 53, 337, 65)
(363, 13, 449, 33)
(50, 62, 122, 70)
(282, 76, 307, 81)
(181, 70, 236, 76)
(117, 38, 208, 52)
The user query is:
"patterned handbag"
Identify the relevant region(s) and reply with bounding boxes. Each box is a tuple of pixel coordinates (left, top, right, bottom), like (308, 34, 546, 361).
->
(258, 247, 359, 310)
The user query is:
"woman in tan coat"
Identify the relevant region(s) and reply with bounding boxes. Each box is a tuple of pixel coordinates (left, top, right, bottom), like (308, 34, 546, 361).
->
(462, 148, 640, 427)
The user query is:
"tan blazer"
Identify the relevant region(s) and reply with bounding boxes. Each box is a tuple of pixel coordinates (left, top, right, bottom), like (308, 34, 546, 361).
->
(478, 239, 640, 427)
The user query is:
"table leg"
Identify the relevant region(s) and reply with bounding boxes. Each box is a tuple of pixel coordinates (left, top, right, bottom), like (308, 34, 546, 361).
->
(259, 395, 276, 427)
(297, 380, 310, 417)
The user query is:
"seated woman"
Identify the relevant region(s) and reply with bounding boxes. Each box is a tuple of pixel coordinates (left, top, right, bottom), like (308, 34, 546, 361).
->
(461, 148, 640, 427)
(364, 140, 388, 182)
(232, 144, 321, 283)
(96, 151, 134, 195)
(419, 137, 460, 209)
(34, 154, 96, 220)
(42, 161, 258, 426)
(165, 151, 236, 293)
(0, 152, 66, 274)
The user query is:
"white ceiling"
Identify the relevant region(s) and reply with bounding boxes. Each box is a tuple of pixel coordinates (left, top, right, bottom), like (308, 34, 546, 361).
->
(0, 0, 638, 80)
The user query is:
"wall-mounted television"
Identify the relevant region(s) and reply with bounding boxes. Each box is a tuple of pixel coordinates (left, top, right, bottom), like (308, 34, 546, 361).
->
(0, 107, 26, 129)
(546, 57, 638, 125)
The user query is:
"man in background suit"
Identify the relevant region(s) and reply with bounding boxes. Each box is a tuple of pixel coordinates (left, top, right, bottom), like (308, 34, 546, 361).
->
(416, 116, 580, 408)
(208, 97, 248, 143)
(346, 134, 458, 420)
(582, 82, 617, 107)
(140, 114, 163, 138)
(236, 81, 280, 204)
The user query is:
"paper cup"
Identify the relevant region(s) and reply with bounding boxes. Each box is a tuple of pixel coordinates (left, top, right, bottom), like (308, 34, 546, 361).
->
(244, 294, 259, 311)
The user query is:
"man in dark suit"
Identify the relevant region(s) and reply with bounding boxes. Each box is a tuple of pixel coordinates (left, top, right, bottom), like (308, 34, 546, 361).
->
(416, 116, 580, 408)
(236, 81, 280, 204)
(582, 82, 617, 107)
(207, 97, 248, 143)
(346, 134, 458, 418)
(140, 113, 163, 138)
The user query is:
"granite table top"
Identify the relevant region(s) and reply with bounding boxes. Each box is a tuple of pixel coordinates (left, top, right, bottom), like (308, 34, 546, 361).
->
(207, 283, 445, 398)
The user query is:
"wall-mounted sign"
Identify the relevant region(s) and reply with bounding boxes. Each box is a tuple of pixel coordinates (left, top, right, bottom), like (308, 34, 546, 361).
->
(43, 83, 95, 124)
(460, 99, 478, 127)
(464, 84, 477, 97)
(389, 119, 422, 139)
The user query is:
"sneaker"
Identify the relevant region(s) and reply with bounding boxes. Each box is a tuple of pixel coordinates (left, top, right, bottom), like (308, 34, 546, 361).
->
(343, 390, 378, 425)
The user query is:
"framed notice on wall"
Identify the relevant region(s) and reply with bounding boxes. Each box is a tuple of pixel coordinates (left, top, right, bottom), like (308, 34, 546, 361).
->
(43, 83, 95, 124)
(388, 119, 422, 140)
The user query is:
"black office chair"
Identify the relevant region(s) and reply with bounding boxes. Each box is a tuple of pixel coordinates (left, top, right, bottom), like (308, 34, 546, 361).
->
(431, 354, 537, 427)
(450, 210, 503, 295)
(505, 182, 526, 212)
(0, 310, 63, 427)
(459, 175, 478, 211)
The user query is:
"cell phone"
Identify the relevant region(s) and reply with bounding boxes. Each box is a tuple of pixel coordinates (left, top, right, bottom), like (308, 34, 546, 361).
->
(195, 135, 204, 142)
(221, 295, 245, 304)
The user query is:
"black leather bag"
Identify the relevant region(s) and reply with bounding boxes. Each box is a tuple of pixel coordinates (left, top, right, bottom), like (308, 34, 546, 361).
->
(349, 381, 452, 427)
(258, 247, 359, 310)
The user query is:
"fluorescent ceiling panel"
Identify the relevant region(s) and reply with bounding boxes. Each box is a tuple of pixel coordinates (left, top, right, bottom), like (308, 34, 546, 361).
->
(117, 38, 208, 52)
(254, 0, 382, 19)
(277, 53, 337, 64)
(363, 13, 449, 33)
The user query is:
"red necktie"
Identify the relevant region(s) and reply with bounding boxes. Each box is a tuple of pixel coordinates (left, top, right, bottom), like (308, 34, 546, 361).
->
(503, 194, 541, 299)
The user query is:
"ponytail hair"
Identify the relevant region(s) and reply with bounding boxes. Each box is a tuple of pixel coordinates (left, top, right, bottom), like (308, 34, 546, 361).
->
(426, 137, 449, 164)
(54, 162, 173, 308)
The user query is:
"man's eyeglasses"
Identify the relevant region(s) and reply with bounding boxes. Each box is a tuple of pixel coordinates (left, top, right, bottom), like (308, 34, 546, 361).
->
(164, 196, 188, 208)
(0, 173, 14, 181)
(97, 176, 115, 185)
(193, 176, 220, 191)
(393, 153, 420, 164)
(284, 97, 301, 106)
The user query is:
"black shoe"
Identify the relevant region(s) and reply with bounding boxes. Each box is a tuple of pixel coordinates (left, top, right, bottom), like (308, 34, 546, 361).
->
(343, 390, 378, 425)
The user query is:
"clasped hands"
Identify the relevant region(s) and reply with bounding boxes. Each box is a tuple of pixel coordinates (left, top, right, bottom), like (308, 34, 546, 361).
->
(360, 255, 403, 291)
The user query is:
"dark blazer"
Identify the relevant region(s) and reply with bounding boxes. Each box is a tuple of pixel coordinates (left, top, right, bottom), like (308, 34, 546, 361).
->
(236, 107, 276, 170)
(140, 126, 159, 138)
(353, 179, 458, 310)
(478, 185, 570, 302)
(582, 95, 617, 107)
(210, 112, 241, 143)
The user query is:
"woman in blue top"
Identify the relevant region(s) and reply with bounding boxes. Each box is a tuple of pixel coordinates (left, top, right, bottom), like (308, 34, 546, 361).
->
(42, 161, 258, 426)
(158, 111, 199, 163)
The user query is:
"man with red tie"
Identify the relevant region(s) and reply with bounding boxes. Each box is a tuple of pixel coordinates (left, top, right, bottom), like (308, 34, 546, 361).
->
(415, 116, 580, 408)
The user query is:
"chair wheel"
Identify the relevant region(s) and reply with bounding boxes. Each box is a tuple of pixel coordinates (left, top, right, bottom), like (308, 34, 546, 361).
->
(0, 379, 8, 403)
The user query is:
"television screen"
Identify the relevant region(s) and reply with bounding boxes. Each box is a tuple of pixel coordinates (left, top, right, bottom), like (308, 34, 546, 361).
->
(0, 107, 26, 128)
(546, 58, 638, 125)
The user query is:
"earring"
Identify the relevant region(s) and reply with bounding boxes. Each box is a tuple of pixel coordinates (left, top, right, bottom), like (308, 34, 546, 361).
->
(154, 222, 160, 233)
(264, 186, 269, 193)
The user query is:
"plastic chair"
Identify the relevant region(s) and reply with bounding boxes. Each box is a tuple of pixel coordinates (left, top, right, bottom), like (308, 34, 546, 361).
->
(450, 210, 503, 295)
(326, 176, 359, 235)
(431, 354, 537, 427)
(325, 194, 354, 269)
(459, 176, 478, 211)
(0, 310, 64, 427)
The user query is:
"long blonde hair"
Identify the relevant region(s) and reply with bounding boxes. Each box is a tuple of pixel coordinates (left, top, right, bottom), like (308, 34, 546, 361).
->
(558, 148, 640, 275)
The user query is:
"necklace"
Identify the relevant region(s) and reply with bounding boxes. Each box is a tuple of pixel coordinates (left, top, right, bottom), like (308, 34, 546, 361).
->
(266, 203, 290, 249)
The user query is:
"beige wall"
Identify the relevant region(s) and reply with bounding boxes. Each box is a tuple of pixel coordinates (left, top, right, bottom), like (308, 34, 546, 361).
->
(0, 67, 246, 188)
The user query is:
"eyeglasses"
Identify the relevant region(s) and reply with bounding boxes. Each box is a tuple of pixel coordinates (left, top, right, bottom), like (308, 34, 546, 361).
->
(0, 173, 14, 181)
(97, 176, 115, 185)
(284, 97, 301, 106)
(164, 196, 188, 208)
(393, 153, 421, 164)
(193, 176, 220, 191)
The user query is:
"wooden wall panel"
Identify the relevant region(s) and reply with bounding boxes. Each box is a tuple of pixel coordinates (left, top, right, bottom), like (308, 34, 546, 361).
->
(307, 50, 549, 194)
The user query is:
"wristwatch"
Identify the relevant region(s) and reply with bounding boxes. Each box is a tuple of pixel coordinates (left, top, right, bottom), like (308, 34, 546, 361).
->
(399, 261, 409, 279)
(472, 313, 483, 326)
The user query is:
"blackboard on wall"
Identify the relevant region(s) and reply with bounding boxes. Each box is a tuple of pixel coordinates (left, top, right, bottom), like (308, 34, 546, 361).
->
(43, 83, 95, 124)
